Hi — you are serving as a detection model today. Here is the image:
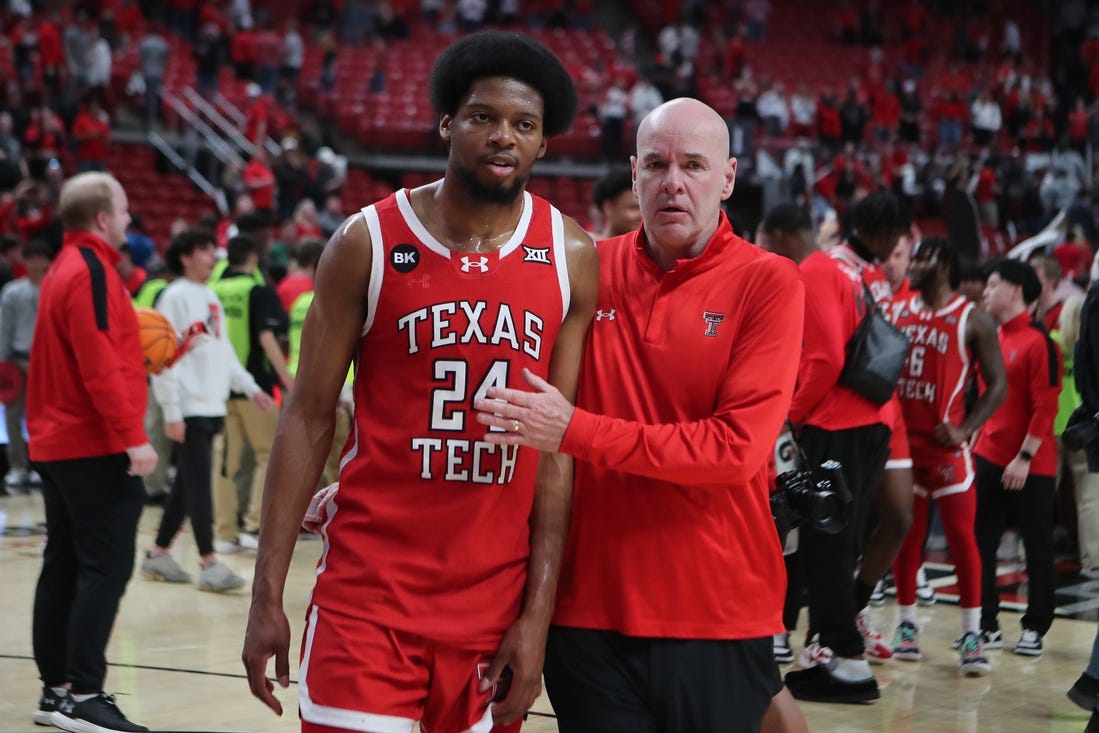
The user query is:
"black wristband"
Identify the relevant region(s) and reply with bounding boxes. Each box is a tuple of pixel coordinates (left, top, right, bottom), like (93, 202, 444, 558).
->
(1019, 449, 1034, 461)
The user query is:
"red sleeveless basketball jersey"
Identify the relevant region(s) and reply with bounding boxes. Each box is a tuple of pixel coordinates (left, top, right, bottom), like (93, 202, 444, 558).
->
(310, 188, 570, 646)
(892, 293, 974, 451)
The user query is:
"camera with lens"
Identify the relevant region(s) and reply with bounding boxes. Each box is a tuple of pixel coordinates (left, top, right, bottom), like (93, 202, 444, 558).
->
(771, 460, 851, 548)
(1062, 405, 1099, 453)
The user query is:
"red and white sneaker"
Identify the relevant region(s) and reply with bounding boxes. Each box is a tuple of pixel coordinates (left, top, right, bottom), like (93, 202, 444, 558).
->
(796, 635, 835, 669)
(857, 607, 893, 664)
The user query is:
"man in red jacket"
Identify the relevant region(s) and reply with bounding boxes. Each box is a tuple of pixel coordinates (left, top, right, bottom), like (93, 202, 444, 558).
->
(26, 172, 158, 733)
(474, 98, 807, 733)
(781, 192, 912, 704)
(974, 258, 1062, 657)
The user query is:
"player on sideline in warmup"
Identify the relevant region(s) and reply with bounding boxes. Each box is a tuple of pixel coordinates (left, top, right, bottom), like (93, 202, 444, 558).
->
(475, 97, 807, 733)
(889, 236, 1006, 674)
(241, 31, 598, 732)
(27, 171, 158, 732)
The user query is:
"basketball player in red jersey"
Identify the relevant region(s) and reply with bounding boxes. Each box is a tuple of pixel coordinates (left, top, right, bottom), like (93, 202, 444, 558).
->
(889, 236, 1006, 675)
(475, 98, 807, 733)
(241, 31, 598, 732)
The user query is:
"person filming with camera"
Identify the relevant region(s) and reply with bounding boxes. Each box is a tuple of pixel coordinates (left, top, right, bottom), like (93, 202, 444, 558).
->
(765, 192, 912, 704)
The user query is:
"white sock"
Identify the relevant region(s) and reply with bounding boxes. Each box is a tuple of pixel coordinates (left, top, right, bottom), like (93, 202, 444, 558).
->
(898, 604, 917, 625)
(828, 657, 873, 682)
(49, 686, 68, 697)
(71, 693, 96, 702)
(961, 607, 980, 634)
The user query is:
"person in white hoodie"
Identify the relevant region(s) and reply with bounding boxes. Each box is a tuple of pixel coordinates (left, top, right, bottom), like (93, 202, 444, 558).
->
(140, 229, 275, 592)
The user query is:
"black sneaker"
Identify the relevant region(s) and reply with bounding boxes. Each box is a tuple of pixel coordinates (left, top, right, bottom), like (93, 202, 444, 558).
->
(32, 687, 68, 727)
(1069, 672, 1099, 711)
(785, 664, 880, 704)
(63, 693, 148, 733)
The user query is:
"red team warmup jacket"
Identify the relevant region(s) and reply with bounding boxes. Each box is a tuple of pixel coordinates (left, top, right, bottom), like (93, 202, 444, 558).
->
(27, 231, 148, 461)
(311, 190, 570, 646)
(789, 245, 893, 431)
(554, 214, 805, 639)
(973, 311, 1062, 477)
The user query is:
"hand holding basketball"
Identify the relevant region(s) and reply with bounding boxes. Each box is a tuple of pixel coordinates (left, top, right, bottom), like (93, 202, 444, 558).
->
(135, 308, 178, 375)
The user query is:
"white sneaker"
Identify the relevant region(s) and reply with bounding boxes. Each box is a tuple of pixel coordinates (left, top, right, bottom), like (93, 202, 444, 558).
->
(238, 532, 260, 550)
(4, 468, 28, 488)
(141, 552, 193, 583)
(213, 539, 245, 555)
(198, 560, 246, 593)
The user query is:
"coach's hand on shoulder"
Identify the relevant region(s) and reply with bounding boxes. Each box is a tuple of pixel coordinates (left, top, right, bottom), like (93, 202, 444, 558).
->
(125, 442, 158, 476)
(481, 613, 545, 725)
(242, 598, 291, 715)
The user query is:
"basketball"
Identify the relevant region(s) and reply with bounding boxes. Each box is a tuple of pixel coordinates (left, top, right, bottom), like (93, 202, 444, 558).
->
(135, 307, 178, 375)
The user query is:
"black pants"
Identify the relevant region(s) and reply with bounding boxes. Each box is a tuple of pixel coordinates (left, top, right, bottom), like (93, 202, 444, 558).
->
(796, 423, 891, 658)
(155, 416, 223, 556)
(974, 455, 1057, 635)
(544, 626, 781, 733)
(32, 453, 146, 693)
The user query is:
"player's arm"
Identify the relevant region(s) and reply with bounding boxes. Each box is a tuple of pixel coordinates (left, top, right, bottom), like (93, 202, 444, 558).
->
(242, 213, 371, 715)
(485, 219, 597, 726)
(944, 308, 1006, 444)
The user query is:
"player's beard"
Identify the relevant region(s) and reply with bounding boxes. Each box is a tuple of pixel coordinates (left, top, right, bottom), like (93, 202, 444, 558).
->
(454, 160, 527, 205)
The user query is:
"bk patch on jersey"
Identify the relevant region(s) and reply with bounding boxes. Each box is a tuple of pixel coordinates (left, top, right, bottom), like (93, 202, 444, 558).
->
(391, 244, 420, 273)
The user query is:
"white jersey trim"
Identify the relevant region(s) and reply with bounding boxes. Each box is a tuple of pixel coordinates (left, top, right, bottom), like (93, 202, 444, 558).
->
(299, 605, 417, 733)
(886, 458, 914, 470)
(462, 704, 495, 733)
(395, 187, 534, 262)
(314, 483, 342, 579)
(361, 205, 385, 336)
(941, 300, 974, 424)
(551, 206, 570, 322)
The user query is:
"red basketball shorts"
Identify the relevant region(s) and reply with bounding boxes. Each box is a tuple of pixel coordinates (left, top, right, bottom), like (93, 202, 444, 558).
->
(299, 604, 521, 733)
(911, 442, 975, 499)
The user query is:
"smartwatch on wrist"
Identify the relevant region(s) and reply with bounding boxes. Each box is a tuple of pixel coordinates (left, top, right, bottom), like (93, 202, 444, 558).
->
(1018, 449, 1034, 462)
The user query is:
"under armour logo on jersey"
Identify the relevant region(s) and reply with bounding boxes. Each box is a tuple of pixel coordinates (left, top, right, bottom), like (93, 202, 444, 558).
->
(596, 309, 616, 321)
(460, 256, 489, 273)
(522, 246, 552, 265)
(703, 311, 725, 337)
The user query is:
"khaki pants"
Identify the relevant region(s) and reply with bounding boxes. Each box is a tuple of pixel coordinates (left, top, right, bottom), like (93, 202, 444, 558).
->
(1062, 439, 1099, 570)
(323, 409, 353, 486)
(213, 398, 279, 542)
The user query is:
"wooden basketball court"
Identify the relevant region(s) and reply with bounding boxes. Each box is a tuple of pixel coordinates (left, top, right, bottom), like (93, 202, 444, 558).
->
(1, 492, 1095, 732)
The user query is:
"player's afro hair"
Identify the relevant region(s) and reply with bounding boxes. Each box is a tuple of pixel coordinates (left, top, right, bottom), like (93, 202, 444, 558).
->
(429, 31, 578, 137)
